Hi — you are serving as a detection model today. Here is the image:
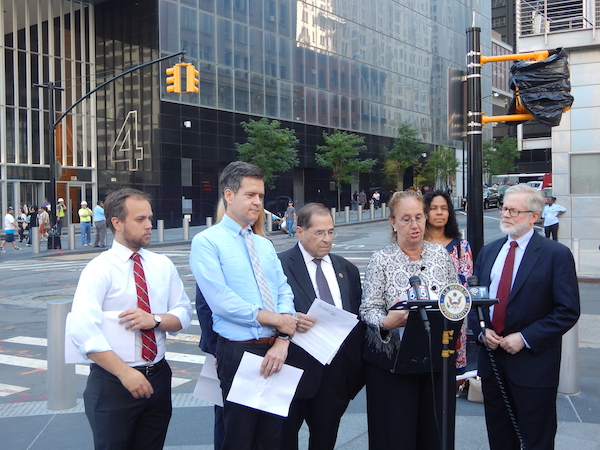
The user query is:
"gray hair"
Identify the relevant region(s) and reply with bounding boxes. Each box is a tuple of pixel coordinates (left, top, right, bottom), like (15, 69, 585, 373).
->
(504, 184, 545, 213)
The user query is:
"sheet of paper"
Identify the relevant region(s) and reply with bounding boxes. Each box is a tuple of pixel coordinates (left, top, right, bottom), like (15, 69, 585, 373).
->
(64, 311, 136, 363)
(291, 298, 358, 365)
(192, 353, 224, 406)
(226, 352, 303, 417)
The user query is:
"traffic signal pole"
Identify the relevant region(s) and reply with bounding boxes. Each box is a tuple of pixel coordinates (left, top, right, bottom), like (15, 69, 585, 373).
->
(466, 27, 484, 260)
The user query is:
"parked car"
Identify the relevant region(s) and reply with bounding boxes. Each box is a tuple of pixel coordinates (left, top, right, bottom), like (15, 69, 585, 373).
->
(483, 187, 501, 209)
(497, 184, 513, 206)
(265, 196, 292, 218)
(265, 209, 286, 233)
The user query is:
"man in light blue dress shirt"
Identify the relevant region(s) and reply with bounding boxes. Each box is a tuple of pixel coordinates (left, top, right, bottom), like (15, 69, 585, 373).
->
(93, 200, 107, 247)
(190, 161, 297, 450)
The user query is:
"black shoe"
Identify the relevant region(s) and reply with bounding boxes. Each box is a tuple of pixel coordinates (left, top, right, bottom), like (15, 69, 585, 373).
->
(94, 245, 99, 247)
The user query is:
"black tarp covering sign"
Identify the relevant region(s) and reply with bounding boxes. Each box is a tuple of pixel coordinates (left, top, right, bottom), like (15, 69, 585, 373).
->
(508, 48, 574, 127)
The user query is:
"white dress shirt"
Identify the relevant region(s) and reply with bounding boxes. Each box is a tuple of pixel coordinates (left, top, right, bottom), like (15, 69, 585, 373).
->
(298, 242, 343, 309)
(67, 240, 192, 366)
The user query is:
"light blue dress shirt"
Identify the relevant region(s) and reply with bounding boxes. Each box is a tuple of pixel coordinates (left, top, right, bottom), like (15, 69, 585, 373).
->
(190, 213, 295, 341)
(94, 204, 106, 221)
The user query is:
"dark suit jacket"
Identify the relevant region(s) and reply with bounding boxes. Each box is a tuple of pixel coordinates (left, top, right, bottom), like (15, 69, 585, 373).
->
(278, 244, 365, 400)
(474, 231, 580, 388)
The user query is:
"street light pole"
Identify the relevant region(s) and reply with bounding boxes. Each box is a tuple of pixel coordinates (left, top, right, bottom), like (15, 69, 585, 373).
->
(34, 82, 64, 227)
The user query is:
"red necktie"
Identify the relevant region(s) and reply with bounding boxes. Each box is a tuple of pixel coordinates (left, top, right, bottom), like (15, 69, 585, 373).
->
(131, 253, 157, 362)
(492, 241, 518, 335)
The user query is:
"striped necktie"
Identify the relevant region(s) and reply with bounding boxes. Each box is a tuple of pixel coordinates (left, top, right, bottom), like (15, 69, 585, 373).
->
(131, 253, 157, 362)
(242, 228, 276, 312)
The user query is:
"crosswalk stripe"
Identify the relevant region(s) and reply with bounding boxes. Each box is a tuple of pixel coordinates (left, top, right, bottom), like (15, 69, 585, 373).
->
(0, 383, 30, 397)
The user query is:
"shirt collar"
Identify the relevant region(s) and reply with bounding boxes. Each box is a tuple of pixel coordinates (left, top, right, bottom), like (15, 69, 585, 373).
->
(507, 227, 535, 250)
(110, 239, 150, 263)
(221, 213, 245, 238)
(298, 241, 332, 266)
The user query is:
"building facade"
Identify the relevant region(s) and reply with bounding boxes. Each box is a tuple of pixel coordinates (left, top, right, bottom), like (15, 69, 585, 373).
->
(0, 0, 491, 227)
(517, 0, 600, 274)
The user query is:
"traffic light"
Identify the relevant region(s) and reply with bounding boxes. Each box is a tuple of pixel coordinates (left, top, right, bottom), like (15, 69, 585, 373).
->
(165, 64, 182, 93)
(186, 64, 200, 94)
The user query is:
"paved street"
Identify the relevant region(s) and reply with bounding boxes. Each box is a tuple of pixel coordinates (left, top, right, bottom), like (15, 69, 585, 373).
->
(0, 211, 599, 449)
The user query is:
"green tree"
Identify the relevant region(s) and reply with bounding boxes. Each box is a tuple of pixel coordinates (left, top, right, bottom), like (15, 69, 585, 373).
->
(427, 145, 459, 190)
(315, 130, 377, 211)
(235, 118, 299, 189)
(483, 136, 519, 177)
(384, 122, 427, 190)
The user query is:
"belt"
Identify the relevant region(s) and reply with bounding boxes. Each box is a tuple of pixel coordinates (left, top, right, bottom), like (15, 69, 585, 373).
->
(132, 358, 167, 376)
(221, 336, 276, 346)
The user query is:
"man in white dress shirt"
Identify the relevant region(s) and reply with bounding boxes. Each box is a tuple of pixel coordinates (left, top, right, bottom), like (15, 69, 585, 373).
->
(67, 188, 192, 449)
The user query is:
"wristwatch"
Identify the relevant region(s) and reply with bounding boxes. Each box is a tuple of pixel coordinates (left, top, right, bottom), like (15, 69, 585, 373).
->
(153, 314, 162, 329)
(276, 332, 290, 340)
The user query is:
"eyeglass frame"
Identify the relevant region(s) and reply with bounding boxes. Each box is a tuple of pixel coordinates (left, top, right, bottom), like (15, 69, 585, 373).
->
(394, 215, 428, 227)
(499, 207, 534, 218)
(303, 229, 338, 239)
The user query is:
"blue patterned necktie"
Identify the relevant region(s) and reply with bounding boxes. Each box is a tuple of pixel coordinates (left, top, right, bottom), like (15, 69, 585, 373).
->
(242, 228, 276, 312)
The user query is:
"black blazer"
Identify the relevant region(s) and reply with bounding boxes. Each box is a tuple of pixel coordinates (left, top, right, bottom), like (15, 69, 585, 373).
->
(474, 231, 580, 388)
(278, 244, 365, 399)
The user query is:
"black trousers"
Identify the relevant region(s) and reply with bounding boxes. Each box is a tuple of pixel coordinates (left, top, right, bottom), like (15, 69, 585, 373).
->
(365, 364, 456, 450)
(482, 353, 558, 450)
(216, 336, 284, 450)
(84, 360, 172, 450)
(544, 223, 559, 241)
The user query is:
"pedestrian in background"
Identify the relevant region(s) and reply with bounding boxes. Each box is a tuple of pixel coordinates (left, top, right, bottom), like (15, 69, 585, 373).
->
(284, 200, 296, 237)
(56, 198, 66, 236)
(93, 200, 107, 247)
(78, 200, 93, 246)
(1, 206, 22, 252)
(542, 196, 566, 241)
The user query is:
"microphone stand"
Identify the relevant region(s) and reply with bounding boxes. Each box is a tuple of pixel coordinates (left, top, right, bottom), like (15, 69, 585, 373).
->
(405, 297, 498, 450)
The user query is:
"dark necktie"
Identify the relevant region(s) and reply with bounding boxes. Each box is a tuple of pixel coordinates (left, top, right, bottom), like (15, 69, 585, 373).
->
(313, 258, 335, 305)
(131, 253, 157, 362)
(492, 241, 518, 335)
(242, 228, 276, 312)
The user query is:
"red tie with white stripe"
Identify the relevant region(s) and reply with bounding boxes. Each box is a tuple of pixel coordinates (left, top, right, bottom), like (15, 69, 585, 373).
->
(131, 252, 157, 362)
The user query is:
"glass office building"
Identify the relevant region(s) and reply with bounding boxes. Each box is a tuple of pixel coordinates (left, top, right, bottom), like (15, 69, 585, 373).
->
(0, 0, 491, 226)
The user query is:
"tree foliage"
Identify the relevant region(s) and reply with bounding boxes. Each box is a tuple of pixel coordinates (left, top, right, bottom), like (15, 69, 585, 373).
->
(482, 136, 519, 176)
(315, 130, 377, 211)
(235, 118, 299, 189)
(427, 145, 459, 189)
(384, 122, 427, 190)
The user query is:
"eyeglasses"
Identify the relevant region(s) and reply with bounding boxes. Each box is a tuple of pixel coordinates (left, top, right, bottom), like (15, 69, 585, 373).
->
(305, 229, 338, 239)
(396, 216, 427, 226)
(499, 207, 533, 218)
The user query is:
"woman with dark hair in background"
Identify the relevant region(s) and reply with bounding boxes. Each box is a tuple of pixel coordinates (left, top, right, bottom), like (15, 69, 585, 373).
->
(423, 190, 473, 374)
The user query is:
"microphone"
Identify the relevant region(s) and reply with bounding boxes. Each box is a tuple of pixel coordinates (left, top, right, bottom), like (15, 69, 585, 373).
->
(409, 276, 431, 333)
(467, 276, 488, 330)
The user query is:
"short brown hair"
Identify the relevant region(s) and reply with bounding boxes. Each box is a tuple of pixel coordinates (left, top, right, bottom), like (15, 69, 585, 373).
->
(104, 188, 150, 233)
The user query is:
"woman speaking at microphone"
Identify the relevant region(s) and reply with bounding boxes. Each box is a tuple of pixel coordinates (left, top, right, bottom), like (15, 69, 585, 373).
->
(360, 191, 459, 449)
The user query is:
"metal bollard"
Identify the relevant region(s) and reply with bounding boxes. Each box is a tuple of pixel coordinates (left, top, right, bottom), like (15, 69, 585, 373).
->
(183, 217, 189, 240)
(206, 217, 213, 228)
(559, 323, 580, 395)
(32, 227, 40, 253)
(47, 299, 76, 410)
(358, 205, 363, 221)
(157, 220, 165, 242)
(559, 237, 580, 394)
(331, 207, 336, 225)
(381, 203, 387, 218)
(345, 206, 350, 223)
(69, 224, 75, 250)
(265, 215, 273, 233)
(461, 228, 467, 241)
(370, 206, 375, 220)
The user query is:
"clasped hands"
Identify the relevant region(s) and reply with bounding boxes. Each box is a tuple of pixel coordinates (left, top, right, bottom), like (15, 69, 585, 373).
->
(482, 328, 525, 354)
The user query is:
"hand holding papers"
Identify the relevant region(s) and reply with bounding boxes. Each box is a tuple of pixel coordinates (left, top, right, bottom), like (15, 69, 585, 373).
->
(291, 298, 358, 365)
(226, 352, 303, 417)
